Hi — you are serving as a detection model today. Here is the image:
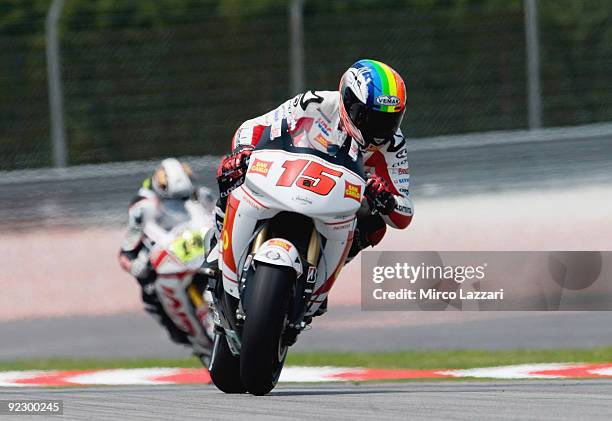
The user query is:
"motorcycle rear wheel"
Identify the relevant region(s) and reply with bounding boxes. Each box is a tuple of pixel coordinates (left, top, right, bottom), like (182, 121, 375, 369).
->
(240, 263, 293, 395)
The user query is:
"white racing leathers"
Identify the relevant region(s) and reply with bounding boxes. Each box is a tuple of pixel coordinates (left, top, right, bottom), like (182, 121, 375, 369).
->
(231, 90, 413, 229)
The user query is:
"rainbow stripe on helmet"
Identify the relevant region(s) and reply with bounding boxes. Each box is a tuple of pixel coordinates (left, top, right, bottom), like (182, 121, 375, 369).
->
(352, 59, 406, 113)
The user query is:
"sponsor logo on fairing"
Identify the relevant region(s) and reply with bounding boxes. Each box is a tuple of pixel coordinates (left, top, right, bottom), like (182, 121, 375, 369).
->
(293, 194, 313, 205)
(375, 95, 401, 106)
(248, 159, 272, 176)
(243, 194, 263, 210)
(307, 266, 317, 282)
(344, 180, 362, 202)
(268, 239, 292, 251)
(397, 167, 410, 175)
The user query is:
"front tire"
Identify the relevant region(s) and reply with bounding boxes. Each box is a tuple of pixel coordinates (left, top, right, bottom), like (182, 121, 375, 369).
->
(240, 263, 293, 395)
(209, 334, 246, 393)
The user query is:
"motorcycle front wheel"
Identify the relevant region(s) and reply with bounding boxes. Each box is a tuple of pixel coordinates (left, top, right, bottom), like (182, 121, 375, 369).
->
(240, 263, 293, 395)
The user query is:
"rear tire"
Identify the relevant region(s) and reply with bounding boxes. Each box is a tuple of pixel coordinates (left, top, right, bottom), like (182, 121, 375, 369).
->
(240, 263, 293, 395)
(209, 334, 246, 394)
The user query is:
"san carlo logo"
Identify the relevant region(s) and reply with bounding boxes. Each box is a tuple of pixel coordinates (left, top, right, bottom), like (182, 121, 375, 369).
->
(344, 180, 362, 202)
(375, 95, 401, 106)
(248, 159, 272, 176)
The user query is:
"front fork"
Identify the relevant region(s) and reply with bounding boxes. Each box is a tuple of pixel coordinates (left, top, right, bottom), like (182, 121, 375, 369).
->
(208, 222, 321, 354)
(283, 228, 320, 345)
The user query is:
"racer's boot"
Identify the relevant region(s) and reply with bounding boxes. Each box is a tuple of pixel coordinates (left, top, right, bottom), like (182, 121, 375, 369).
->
(345, 213, 387, 265)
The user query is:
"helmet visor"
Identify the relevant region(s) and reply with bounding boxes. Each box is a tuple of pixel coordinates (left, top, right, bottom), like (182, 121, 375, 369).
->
(343, 88, 404, 143)
(360, 108, 404, 140)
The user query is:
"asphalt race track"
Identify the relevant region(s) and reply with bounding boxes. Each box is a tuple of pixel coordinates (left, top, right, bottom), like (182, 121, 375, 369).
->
(2, 381, 612, 420)
(2, 310, 612, 359)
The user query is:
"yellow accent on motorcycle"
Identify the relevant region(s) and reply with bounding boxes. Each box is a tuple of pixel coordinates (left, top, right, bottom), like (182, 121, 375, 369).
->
(222, 230, 229, 250)
(170, 230, 205, 263)
(187, 284, 205, 309)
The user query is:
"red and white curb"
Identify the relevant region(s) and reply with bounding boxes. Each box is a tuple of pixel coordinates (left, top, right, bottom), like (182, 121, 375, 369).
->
(1, 363, 611, 387)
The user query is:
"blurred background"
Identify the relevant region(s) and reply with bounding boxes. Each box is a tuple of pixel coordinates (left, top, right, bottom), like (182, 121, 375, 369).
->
(1, 0, 611, 360)
(3, 0, 612, 170)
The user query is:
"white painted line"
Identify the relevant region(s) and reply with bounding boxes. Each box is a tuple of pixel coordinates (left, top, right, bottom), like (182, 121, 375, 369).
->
(0, 371, 51, 387)
(441, 363, 578, 379)
(588, 367, 612, 377)
(279, 366, 357, 382)
(66, 368, 182, 385)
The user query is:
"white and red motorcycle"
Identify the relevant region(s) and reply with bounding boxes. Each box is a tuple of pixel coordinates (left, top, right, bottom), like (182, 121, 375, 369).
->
(208, 124, 365, 395)
(143, 199, 215, 364)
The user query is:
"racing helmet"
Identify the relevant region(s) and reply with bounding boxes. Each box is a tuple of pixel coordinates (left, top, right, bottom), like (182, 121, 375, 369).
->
(339, 59, 406, 148)
(152, 158, 195, 199)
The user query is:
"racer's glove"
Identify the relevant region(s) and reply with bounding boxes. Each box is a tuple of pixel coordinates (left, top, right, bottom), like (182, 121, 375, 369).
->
(364, 175, 396, 215)
(217, 145, 254, 180)
(216, 145, 254, 202)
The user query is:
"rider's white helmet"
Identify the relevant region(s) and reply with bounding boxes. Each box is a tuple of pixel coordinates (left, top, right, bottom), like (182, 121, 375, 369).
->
(152, 158, 195, 199)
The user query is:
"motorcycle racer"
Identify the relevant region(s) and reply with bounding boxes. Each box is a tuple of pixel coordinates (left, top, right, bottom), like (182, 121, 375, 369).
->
(118, 158, 214, 358)
(216, 59, 413, 262)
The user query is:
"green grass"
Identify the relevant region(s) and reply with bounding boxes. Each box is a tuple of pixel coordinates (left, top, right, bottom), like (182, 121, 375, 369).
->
(2, 347, 612, 372)
(0, 358, 201, 371)
(286, 347, 612, 369)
